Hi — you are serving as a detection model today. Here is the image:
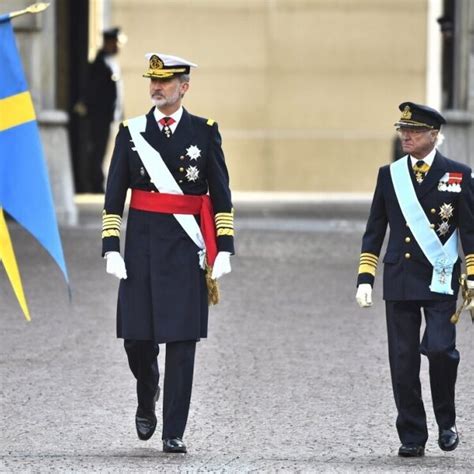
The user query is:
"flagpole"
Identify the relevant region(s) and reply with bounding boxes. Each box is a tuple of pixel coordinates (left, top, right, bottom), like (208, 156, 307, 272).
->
(8, 2, 50, 20)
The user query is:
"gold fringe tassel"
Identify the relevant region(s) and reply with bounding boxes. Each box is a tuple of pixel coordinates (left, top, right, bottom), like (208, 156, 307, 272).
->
(205, 264, 220, 306)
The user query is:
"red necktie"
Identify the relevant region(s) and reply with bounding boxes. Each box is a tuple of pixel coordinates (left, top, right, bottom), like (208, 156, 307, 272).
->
(158, 117, 175, 138)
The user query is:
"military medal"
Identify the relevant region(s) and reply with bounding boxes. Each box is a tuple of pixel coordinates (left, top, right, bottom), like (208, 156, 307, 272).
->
(438, 172, 462, 192)
(437, 221, 450, 236)
(163, 125, 172, 138)
(438, 203, 454, 220)
(186, 145, 201, 161)
(185, 165, 199, 182)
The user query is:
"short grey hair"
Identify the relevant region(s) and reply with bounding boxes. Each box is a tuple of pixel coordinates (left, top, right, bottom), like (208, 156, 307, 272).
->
(435, 130, 445, 147)
(178, 73, 190, 83)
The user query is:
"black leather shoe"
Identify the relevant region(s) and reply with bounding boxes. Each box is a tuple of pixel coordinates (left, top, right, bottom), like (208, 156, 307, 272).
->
(163, 437, 187, 453)
(438, 426, 459, 451)
(135, 386, 160, 441)
(398, 444, 425, 457)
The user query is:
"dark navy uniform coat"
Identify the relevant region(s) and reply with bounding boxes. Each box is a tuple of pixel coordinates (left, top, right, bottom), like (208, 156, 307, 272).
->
(102, 108, 234, 343)
(357, 152, 474, 300)
(85, 50, 117, 123)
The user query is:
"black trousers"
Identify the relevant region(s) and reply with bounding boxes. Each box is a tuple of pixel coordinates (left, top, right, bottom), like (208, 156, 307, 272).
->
(124, 339, 196, 439)
(385, 300, 459, 446)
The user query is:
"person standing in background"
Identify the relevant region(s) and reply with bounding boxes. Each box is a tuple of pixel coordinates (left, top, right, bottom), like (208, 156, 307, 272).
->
(76, 27, 124, 193)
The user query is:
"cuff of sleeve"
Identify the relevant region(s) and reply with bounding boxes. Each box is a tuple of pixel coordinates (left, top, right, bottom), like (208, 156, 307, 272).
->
(102, 236, 120, 257)
(217, 235, 234, 255)
(357, 273, 374, 287)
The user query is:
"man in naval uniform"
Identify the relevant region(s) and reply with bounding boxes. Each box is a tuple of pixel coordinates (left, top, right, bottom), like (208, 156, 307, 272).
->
(102, 53, 234, 453)
(356, 102, 474, 457)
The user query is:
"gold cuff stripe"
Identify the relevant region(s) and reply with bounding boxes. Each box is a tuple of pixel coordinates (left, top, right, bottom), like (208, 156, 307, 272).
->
(360, 252, 378, 259)
(217, 229, 234, 237)
(102, 229, 120, 238)
(103, 217, 121, 224)
(216, 220, 234, 226)
(358, 264, 376, 276)
(102, 212, 121, 218)
(103, 218, 121, 226)
(216, 226, 234, 231)
(103, 227, 121, 234)
(359, 257, 378, 265)
(466, 255, 474, 262)
(0, 91, 36, 131)
(215, 215, 234, 221)
(215, 212, 233, 217)
(359, 254, 378, 261)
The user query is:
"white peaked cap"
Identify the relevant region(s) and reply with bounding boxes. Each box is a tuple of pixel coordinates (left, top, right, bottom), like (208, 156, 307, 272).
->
(145, 53, 198, 68)
(143, 53, 197, 78)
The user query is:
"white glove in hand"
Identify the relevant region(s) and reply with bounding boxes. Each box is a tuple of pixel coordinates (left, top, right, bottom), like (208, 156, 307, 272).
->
(356, 283, 373, 308)
(211, 251, 231, 280)
(467, 280, 474, 310)
(105, 251, 127, 280)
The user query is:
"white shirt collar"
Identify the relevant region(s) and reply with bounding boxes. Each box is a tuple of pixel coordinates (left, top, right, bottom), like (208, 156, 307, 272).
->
(410, 147, 437, 167)
(153, 106, 183, 132)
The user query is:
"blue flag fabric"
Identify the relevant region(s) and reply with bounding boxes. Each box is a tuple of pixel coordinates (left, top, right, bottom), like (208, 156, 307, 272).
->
(0, 18, 69, 284)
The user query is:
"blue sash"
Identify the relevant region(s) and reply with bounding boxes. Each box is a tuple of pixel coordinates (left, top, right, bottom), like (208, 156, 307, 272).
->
(390, 156, 458, 295)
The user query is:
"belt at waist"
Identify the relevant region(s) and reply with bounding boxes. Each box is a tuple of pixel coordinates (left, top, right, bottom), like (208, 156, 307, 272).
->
(130, 189, 218, 266)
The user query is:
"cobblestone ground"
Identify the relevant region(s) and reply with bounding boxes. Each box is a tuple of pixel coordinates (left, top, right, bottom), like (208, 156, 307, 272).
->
(1, 204, 473, 473)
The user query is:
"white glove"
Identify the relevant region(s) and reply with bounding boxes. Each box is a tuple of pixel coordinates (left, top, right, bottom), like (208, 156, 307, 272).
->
(356, 283, 373, 308)
(105, 251, 127, 280)
(211, 251, 231, 280)
(467, 280, 474, 310)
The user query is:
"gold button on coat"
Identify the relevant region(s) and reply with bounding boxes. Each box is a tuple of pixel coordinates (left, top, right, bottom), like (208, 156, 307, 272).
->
(405, 237, 411, 243)
(405, 253, 411, 259)
(180, 155, 185, 160)
(431, 208, 436, 214)
(179, 167, 184, 172)
(430, 224, 435, 229)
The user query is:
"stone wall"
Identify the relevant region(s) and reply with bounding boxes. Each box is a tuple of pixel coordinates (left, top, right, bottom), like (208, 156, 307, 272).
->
(111, 0, 429, 192)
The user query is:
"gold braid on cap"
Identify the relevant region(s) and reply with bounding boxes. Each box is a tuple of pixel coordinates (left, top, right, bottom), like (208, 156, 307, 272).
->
(143, 54, 187, 78)
(396, 105, 434, 128)
(401, 106, 412, 120)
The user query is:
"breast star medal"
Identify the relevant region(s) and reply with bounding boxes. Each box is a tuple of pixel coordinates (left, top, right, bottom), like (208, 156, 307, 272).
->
(437, 221, 450, 237)
(185, 165, 200, 182)
(186, 145, 201, 161)
(439, 203, 454, 220)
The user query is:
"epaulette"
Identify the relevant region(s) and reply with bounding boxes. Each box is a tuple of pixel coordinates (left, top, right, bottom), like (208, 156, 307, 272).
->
(121, 120, 128, 127)
(206, 118, 215, 126)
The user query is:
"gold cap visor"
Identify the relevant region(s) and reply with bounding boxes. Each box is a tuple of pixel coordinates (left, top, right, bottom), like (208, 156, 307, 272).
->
(394, 120, 434, 129)
(143, 67, 188, 79)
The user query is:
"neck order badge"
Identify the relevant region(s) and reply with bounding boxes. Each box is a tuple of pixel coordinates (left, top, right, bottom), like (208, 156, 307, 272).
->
(0, 4, 69, 320)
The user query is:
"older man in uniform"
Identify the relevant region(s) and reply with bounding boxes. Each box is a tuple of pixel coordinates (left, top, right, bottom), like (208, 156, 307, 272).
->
(102, 53, 234, 453)
(356, 102, 474, 457)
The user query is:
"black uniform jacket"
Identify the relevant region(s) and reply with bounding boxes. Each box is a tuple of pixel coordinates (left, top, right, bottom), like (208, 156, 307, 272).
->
(85, 50, 117, 122)
(102, 108, 234, 342)
(357, 152, 474, 301)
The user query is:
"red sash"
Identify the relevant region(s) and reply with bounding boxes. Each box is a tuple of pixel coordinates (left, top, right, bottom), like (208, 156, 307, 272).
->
(130, 189, 218, 267)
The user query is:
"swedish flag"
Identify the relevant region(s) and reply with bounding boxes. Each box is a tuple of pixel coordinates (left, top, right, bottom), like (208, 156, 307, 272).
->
(0, 14, 68, 320)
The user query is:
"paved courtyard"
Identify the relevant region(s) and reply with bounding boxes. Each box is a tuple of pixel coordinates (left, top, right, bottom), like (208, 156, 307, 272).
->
(1, 202, 473, 472)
